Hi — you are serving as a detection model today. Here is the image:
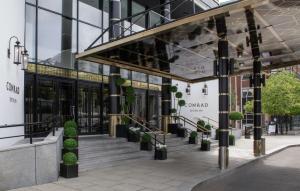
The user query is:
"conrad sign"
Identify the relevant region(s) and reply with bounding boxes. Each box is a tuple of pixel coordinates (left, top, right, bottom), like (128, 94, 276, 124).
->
(6, 82, 20, 94)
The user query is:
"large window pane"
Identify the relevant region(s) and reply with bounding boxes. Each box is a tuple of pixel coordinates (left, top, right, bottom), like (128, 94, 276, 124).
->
(26, 0, 36, 4)
(78, 60, 102, 74)
(39, 0, 62, 13)
(38, 10, 76, 69)
(132, 71, 147, 82)
(25, 4, 36, 62)
(78, 22, 102, 52)
(149, 75, 162, 84)
(62, 0, 77, 19)
(121, 0, 128, 19)
(132, 1, 145, 28)
(79, 1, 102, 27)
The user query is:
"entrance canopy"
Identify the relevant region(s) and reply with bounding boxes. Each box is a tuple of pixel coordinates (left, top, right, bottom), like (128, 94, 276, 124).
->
(76, 0, 300, 83)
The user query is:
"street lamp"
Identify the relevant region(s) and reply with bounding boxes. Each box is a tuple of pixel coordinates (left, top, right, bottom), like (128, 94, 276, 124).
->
(7, 36, 29, 70)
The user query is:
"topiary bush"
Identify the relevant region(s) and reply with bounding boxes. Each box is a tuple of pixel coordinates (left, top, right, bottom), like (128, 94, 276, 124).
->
(64, 120, 77, 129)
(204, 124, 211, 131)
(190, 131, 198, 138)
(197, 119, 205, 127)
(229, 112, 244, 121)
(64, 138, 78, 150)
(64, 127, 77, 138)
(63, 152, 77, 166)
(141, 133, 151, 143)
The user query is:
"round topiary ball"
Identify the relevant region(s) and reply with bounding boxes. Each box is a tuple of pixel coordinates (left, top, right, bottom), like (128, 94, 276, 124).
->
(190, 131, 198, 138)
(64, 120, 77, 129)
(197, 119, 205, 127)
(204, 124, 212, 130)
(229, 112, 244, 121)
(141, 133, 151, 143)
(64, 138, 78, 150)
(64, 127, 77, 138)
(63, 152, 77, 166)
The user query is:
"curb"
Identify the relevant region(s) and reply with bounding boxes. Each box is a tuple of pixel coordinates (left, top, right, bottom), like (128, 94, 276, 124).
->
(190, 144, 300, 191)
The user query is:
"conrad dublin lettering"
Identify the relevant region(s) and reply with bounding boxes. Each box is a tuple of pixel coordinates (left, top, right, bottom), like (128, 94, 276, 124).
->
(185, 102, 209, 112)
(6, 82, 20, 94)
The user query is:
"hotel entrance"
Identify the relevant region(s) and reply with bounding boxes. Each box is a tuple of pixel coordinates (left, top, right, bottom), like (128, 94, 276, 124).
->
(78, 83, 108, 135)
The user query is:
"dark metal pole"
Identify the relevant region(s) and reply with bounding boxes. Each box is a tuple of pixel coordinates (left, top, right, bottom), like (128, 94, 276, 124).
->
(245, 9, 263, 156)
(216, 15, 229, 170)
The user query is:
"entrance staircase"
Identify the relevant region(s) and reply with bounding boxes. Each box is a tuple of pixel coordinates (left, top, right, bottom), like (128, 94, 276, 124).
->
(78, 133, 218, 172)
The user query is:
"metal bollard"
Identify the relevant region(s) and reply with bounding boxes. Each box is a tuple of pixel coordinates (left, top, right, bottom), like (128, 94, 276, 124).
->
(261, 138, 266, 155)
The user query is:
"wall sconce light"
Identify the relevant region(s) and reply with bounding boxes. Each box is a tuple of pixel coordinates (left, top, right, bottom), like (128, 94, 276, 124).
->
(186, 83, 191, 95)
(202, 83, 208, 95)
(7, 36, 29, 70)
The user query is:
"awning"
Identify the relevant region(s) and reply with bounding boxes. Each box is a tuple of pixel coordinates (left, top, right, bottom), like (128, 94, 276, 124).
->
(76, 0, 300, 83)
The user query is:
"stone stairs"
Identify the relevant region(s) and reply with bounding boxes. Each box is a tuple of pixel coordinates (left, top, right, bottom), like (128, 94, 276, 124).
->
(78, 135, 153, 172)
(78, 134, 219, 172)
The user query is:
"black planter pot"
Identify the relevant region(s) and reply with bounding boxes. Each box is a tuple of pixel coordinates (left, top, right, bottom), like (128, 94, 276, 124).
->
(63, 136, 78, 142)
(140, 142, 152, 151)
(154, 149, 167, 160)
(168, 124, 179, 134)
(177, 128, 186, 138)
(188, 137, 198, 144)
(128, 132, 140, 142)
(60, 163, 78, 178)
(200, 142, 211, 151)
(116, 124, 128, 138)
(229, 136, 235, 146)
(62, 148, 78, 157)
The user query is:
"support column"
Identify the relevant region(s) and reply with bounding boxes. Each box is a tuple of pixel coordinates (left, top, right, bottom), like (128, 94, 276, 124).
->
(160, 0, 172, 133)
(109, 66, 121, 137)
(109, 0, 122, 137)
(109, 0, 121, 40)
(216, 15, 229, 170)
(245, 9, 263, 156)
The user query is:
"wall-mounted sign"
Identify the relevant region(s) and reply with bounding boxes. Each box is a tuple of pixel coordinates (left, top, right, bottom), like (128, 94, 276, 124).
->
(6, 82, 20, 94)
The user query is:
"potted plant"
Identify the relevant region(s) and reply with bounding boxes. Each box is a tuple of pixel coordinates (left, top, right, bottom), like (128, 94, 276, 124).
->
(60, 152, 78, 178)
(154, 144, 167, 160)
(128, 127, 140, 142)
(200, 139, 211, 151)
(229, 134, 235, 146)
(176, 99, 186, 137)
(115, 78, 136, 138)
(168, 85, 180, 134)
(62, 138, 78, 157)
(197, 119, 205, 132)
(64, 120, 77, 129)
(63, 126, 78, 141)
(140, 133, 152, 151)
(204, 124, 212, 136)
(189, 131, 198, 144)
(229, 111, 244, 128)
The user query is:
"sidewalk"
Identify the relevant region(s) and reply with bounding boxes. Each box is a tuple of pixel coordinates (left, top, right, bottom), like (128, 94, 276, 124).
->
(10, 136, 300, 191)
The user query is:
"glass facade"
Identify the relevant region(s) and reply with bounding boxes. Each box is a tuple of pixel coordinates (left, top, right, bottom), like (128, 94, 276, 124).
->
(24, 0, 164, 134)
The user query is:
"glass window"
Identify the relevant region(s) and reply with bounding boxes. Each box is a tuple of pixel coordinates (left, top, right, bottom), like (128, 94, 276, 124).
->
(149, 75, 162, 84)
(121, 69, 130, 79)
(39, 0, 62, 13)
(25, 4, 36, 62)
(78, 60, 102, 74)
(62, 0, 77, 19)
(78, 22, 102, 52)
(103, 65, 110, 76)
(26, 0, 36, 4)
(79, 0, 102, 27)
(38, 10, 76, 69)
(132, 1, 146, 28)
(121, 0, 128, 19)
(149, 11, 161, 28)
(132, 71, 147, 82)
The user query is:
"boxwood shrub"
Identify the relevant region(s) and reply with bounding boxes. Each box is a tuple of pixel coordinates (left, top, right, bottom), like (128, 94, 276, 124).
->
(63, 138, 78, 150)
(63, 152, 77, 166)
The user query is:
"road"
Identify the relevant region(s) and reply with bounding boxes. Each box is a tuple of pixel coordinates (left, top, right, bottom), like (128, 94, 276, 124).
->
(192, 147, 300, 191)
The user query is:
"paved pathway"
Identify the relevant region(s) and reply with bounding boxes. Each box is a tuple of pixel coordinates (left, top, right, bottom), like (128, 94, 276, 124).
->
(192, 146, 300, 191)
(10, 136, 300, 191)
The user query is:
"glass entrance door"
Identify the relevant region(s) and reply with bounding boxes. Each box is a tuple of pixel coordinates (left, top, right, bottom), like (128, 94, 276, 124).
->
(78, 83, 102, 134)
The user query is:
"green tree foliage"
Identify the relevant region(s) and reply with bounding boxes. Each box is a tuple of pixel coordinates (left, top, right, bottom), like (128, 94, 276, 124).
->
(229, 112, 243, 121)
(262, 71, 300, 116)
(244, 100, 253, 113)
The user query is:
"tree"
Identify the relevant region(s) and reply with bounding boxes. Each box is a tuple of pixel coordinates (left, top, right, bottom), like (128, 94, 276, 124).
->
(244, 100, 253, 113)
(262, 71, 300, 133)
